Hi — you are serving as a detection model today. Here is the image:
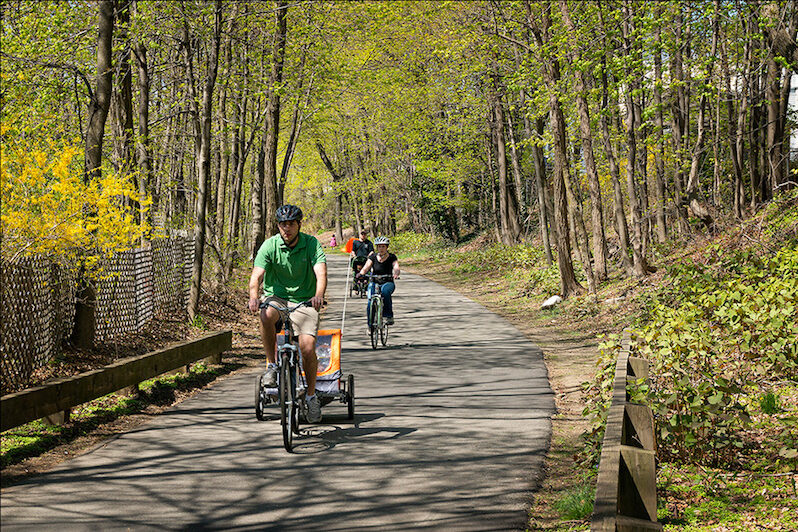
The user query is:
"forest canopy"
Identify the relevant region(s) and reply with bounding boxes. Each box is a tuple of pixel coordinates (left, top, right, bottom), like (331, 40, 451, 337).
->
(2, 0, 797, 304)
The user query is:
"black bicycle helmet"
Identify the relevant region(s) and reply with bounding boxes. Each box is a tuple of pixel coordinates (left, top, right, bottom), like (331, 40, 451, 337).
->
(275, 204, 303, 222)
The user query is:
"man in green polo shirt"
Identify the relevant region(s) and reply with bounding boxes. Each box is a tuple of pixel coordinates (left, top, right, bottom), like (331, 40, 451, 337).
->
(248, 204, 327, 423)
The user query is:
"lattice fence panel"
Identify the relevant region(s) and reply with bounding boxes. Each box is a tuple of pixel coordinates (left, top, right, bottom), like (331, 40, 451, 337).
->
(1, 237, 194, 393)
(135, 248, 154, 329)
(152, 237, 190, 318)
(1, 257, 76, 393)
(96, 251, 139, 343)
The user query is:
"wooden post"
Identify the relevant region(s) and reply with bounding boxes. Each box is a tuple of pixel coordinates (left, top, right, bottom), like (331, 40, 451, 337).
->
(592, 331, 662, 531)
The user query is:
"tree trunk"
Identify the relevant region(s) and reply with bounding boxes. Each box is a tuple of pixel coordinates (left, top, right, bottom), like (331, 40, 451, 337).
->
(652, 14, 668, 242)
(73, 0, 114, 349)
(529, 116, 553, 264)
(112, 0, 135, 191)
(492, 89, 521, 244)
(559, 0, 607, 282)
(622, 1, 651, 277)
(683, 1, 717, 231)
(316, 141, 344, 244)
(504, 99, 526, 227)
(527, 0, 582, 297)
(253, 0, 288, 256)
(187, 0, 222, 322)
(596, 11, 634, 275)
(669, 5, 691, 233)
(132, 11, 153, 232)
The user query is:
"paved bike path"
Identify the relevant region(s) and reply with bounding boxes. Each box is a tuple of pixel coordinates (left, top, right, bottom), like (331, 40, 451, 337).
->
(1, 253, 554, 531)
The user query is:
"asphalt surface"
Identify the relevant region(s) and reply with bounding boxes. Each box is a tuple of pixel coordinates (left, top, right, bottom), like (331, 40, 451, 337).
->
(0, 252, 554, 531)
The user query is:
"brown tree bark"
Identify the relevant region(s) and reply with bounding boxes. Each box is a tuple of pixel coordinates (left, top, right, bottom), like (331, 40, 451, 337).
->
(526, 0, 582, 297)
(187, 0, 222, 321)
(491, 86, 522, 245)
(683, 1, 717, 231)
(652, 14, 668, 242)
(530, 117, 553, 265)
(621, 1, 651, 277)
(74, 0, 115, 349)
(559, 0, 608, 282)
(669, 4, 691, 234)
(112, 0, 135, 178)
(252, 0, 288, 257)
(132, 1, 153, 231)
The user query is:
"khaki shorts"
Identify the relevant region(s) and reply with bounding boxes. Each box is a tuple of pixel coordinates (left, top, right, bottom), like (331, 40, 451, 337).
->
(261, 296, 320, 337)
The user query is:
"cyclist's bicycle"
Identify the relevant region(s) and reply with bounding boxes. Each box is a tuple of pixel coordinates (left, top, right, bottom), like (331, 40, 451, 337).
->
(254, 299, 355, 452)
(350, 261, 368, 298)
(255, 299, 311, 452)
(363, 273, 394, 350)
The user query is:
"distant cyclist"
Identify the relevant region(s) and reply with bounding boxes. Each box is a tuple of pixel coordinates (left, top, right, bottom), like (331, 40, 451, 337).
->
(350, 229, 373, 278)
(357, 236, 400, 325)
(248, 204, 327, 423)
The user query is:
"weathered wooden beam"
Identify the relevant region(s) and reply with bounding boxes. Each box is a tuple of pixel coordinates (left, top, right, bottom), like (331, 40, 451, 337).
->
(592, 331, 661, 531)
(627, 356, 649, 380)
(619, 445, 658, 521)
(1, 330, 231, 432)
(592, 334, 631, 532)
(623, 403, 656, 451)
(616, 515, 664, 531)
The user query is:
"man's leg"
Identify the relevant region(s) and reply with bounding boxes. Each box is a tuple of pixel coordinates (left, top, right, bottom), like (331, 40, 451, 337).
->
(258, 306, 281, 363)
(259, 306, 281, 386)
(298, 334, 318, 396)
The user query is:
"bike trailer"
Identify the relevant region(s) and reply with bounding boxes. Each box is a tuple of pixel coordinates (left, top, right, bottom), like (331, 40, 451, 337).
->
(310, 329, 343, 394)
(274, 328, 343, 394)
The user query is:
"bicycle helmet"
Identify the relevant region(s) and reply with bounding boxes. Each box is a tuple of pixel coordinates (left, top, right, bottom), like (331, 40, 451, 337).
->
(374, 236, 389, 246)
(275, 204, 303, 222)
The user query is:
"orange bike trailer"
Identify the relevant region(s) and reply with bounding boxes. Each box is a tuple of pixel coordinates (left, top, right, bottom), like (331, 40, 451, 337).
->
(276, 329, 343, 393)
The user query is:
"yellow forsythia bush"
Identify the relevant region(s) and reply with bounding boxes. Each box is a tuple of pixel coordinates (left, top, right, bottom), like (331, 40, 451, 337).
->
(0, 137, 151, 269)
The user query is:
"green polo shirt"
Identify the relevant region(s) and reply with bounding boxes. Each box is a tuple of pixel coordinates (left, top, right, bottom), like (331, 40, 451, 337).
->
(254, 232, 326, 303)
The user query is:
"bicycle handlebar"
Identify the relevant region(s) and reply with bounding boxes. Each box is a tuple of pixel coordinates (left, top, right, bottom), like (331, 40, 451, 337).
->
(362, 273, 394, 282)
(259, 299, 314, 312)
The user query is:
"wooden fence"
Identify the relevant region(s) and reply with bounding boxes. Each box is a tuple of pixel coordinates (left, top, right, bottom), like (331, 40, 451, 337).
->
(1, 236, 194, 394)
(591, 331, 662, 531)
(1, 330, 231, 432)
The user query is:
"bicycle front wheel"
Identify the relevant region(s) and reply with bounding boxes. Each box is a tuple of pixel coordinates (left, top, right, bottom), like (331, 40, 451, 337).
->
(369, 300, 379, 350)
(380, 321, 389, 346)
(279, 356, 295, 452)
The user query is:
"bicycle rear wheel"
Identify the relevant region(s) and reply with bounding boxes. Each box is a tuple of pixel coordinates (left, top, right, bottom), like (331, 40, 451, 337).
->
(347, 373, 355, 420)
(369, 301, 379, 350)
(255, 374, 267, 421)
(279, 356, 295, 452)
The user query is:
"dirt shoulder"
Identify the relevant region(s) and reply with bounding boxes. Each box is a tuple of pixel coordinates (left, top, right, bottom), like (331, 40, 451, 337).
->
(403, 259, 598, 530)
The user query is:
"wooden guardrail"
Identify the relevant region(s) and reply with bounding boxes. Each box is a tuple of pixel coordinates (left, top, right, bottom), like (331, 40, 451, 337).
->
(1, 330, 232, 432)
(591, 331, 662, 531)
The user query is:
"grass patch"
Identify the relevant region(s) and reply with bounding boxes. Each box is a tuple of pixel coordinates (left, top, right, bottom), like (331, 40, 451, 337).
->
(1, 362, 240, 468)
(552, 481, 594, 520)
(658, 462, 798, 530)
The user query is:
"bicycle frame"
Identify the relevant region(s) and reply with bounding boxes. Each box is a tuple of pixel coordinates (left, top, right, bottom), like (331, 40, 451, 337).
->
(365, 274, 393, 349)
(261, 299, 310, 451)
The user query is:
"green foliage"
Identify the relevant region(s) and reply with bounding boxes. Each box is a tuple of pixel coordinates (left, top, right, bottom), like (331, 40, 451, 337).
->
(390, 231, 446, 257)
(552, 481, 594, 520)
(587, 239, 798, 466)
(759, 392, 780, 415)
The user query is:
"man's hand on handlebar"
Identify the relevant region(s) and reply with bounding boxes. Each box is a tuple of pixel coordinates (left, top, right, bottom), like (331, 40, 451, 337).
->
(310, 295, 325, 311)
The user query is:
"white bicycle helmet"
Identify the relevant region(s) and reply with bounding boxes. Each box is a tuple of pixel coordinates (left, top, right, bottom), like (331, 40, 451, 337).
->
(374, 236, 390, 246)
